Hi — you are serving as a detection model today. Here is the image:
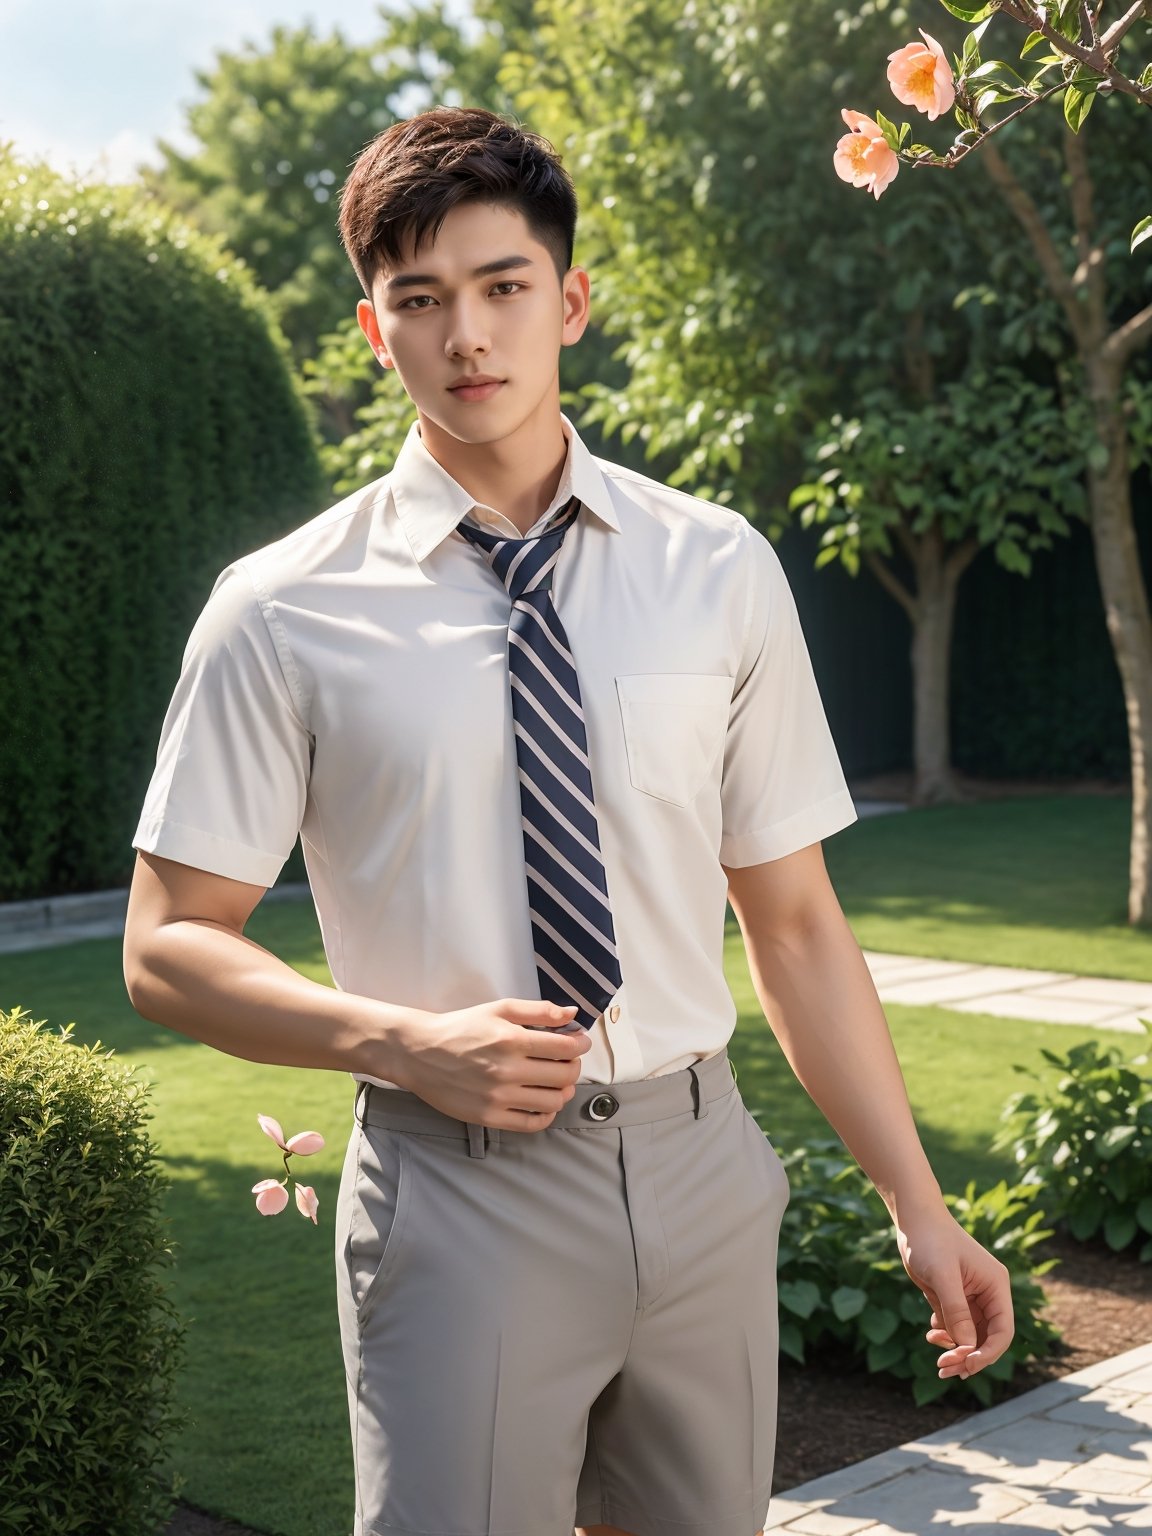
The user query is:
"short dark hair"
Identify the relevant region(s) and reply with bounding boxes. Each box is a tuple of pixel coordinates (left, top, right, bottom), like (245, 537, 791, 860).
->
(337, 105, 579, 301)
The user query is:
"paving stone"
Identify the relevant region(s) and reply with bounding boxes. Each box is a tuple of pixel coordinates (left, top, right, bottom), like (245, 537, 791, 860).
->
(1046, 1390, 1144, 1432)
(873, 968, 1073, 1005)
(957, 1414, 1104, 1485)
(1091, 1013, 1152, 1035)
(1109, 1365, 1152, 1394)
(827, 1468, 1031, 1527)
(1049, 1459, 1152, 1495)
(762, 1497, 823, 1530)
(999, 1495, 1116, 1530)
(1027, 977, 1152, 1006)
(864, 957, 980, 983)
(773, 1451, 924, 1504)
(777, 1510, 881, 1535)
(950, 992, 1136, 1024)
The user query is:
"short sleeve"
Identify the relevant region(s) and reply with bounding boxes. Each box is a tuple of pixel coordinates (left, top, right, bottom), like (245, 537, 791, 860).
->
(719, 523, 858, 867)
(131, 560, 312, 887)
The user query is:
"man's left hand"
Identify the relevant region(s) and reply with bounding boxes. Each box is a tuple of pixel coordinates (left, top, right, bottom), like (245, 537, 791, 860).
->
(893, 1204, 1016, 1378)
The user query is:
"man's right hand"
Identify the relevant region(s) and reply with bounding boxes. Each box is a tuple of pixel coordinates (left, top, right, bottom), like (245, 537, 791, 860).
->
(388, 998, 592, 1129)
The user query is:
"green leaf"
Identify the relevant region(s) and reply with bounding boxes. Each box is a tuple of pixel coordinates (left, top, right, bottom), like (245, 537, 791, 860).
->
(1097, 1123, 1138, 1159)
(937, 1, 997, 19)
(831, 1285, 868, 1321)
(1104, 1211, 1138, 1251)
(1067, 1205, 1100, 1241)
(1064, 83, 1096, 133)
(860, 1306, 900, 1345)
(1132, 216, 1152, 255)
(779, 1278, 822, 1319)
(1019, 29, 1048, 58)
(873, 108, 902, 152)
(866, 1335, 906, 1373)
(1135, 1195, 1152, 1235)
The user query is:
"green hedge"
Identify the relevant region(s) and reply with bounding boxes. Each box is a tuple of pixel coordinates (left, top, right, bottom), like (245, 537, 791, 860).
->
(0, 1005, 189, 1534)
(0, 147, 328, 900)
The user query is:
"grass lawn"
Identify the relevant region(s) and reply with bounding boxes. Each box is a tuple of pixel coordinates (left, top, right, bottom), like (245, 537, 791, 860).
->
(3, 793, 1149, 1536)
(827, 793, 1152, 979)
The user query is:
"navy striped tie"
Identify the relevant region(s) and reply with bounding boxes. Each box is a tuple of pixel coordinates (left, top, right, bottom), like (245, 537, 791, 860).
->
(456, 494, 622, 1033)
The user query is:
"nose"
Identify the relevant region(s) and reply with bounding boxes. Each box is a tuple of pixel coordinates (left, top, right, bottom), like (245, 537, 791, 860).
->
(443, 296, 492, 361)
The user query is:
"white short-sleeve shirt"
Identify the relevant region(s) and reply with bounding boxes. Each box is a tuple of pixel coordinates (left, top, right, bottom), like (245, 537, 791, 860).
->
(132, 411, 858, 1088)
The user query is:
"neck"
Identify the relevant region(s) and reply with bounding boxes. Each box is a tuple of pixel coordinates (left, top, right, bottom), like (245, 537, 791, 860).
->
(417, 391, 568, 537)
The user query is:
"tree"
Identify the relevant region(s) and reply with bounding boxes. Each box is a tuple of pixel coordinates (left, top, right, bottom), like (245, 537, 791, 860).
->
(789, 365, 1092, 802)
(838, 0, 1152, 920)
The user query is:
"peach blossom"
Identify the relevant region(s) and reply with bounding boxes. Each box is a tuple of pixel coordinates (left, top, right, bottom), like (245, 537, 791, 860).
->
(295, 1184, 320, 1224)
(833, 110, 900, 200)
(252, 1178, 290, 1216)
(257, 1113, 325, 1156)
(886, 30, 956, 121)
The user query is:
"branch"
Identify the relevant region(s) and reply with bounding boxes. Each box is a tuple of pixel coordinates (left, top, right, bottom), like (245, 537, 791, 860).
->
(979, 137, 1090, 348)
(1099, 0, 1150, 58)
(997, 0, 1152, 102)
(863, 548, 918, 620)
(944, 533, 983, 586)
(1062, 122, 1109, 341)
(1104, 299, 1152, 365)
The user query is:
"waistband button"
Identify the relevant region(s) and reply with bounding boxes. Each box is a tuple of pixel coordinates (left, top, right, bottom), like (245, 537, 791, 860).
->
(586, 1092, 619, 1121)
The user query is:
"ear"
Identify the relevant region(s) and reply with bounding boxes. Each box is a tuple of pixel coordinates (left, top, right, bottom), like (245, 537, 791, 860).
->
(561, 265, 591, 348)
(356, 297, 393, 368)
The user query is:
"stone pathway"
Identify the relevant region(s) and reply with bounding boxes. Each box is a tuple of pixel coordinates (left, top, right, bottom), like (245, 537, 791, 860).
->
(865, 951, 1152, 1037)
(769, 1341, 1152, 1532)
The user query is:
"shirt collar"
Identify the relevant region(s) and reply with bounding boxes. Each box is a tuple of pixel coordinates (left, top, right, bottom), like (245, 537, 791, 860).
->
(391, 409, 621, 562)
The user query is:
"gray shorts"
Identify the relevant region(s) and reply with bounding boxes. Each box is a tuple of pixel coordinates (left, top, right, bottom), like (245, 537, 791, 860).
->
(333, 1047, 790, 1536)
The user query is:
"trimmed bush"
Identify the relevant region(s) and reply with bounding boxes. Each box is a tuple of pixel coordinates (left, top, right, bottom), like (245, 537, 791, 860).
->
(0, 1005, 189, 1534)
(764, 1132, 1063, 1407)
(991, 1022, 1152, 1260)
(0, 146, 328, 900)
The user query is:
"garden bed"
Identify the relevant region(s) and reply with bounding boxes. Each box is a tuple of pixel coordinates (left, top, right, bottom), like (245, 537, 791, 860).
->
(162, 1228, 1152, 1533)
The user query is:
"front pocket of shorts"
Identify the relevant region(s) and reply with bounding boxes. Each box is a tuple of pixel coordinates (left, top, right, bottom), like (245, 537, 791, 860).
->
(345, 1125, 413, 1324)
(743, 1106, 791, 1213)
(616, 672, 734, 805)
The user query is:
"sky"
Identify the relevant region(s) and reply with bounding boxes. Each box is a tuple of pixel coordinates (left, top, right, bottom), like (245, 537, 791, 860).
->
(0, 0, 480, 183)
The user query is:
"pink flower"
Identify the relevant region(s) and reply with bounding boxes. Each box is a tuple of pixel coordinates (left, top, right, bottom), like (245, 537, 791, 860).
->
(257, 1113, 325, 1157)
(886, 30, 956, 121)
(252, 1112, 326, 1220)
(252, 1178, 290, 1216)
(833, 110, 900, 200)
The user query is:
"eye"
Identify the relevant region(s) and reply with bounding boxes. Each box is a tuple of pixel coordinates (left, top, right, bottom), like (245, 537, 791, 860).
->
(397, 281, 526, 311)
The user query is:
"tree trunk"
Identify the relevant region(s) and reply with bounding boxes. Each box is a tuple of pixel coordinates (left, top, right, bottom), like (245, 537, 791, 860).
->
(865, 523, 978, 806)
(909, 525, 964, 806)
(1084, 358, 1152, 923)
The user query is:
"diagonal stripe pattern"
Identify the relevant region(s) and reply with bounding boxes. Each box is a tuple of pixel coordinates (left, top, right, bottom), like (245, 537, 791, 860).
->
(456, 494, 622, 1032)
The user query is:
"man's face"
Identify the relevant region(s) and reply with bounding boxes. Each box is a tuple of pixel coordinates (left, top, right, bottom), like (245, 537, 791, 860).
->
(356, 200, 589, 443)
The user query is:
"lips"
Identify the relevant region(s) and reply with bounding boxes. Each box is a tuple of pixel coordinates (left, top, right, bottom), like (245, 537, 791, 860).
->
(449, 379, 505, 401)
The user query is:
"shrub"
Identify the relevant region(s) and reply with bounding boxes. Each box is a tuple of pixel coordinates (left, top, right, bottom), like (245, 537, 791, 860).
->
(765, 1132, 1063, 1407)
(0, 1005, 190, 1534)
(0, 146, 328, 900)
(990, 1022, 1152, 1259)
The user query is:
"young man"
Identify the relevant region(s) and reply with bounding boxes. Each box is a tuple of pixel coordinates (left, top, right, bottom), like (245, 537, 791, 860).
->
(124, 106, 1014, 1536)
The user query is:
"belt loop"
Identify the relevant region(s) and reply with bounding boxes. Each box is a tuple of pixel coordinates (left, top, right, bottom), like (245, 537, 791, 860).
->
(354, 1079, 369, 1125)
(689, 1063, 707, 1119)
(467, 1121, 488, 1158)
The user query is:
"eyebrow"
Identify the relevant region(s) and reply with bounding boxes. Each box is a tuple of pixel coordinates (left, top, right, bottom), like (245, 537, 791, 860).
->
(384, 255, 537, 293)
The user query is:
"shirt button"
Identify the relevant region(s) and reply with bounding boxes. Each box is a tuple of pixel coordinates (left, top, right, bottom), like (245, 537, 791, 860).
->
(609, 1003, 621, 1022)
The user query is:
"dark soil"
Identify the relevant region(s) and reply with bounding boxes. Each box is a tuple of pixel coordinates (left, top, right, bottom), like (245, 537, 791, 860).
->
(163, 1227, 1152, 1533)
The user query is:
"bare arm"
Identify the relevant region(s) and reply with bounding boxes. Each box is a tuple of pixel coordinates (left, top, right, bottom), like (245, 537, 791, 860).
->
(723, 841, 943, 1218)
(122, 850, 421, 1082)
(725, 841, 1015, 1380)
(122, 850, 589, 1126)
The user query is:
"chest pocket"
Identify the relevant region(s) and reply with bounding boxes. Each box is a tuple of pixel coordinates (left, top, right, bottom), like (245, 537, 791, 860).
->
(615, 673, 734, 806)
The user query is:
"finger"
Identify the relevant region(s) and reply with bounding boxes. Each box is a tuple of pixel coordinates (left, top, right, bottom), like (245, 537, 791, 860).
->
(959, 1289, 1016, 1371)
